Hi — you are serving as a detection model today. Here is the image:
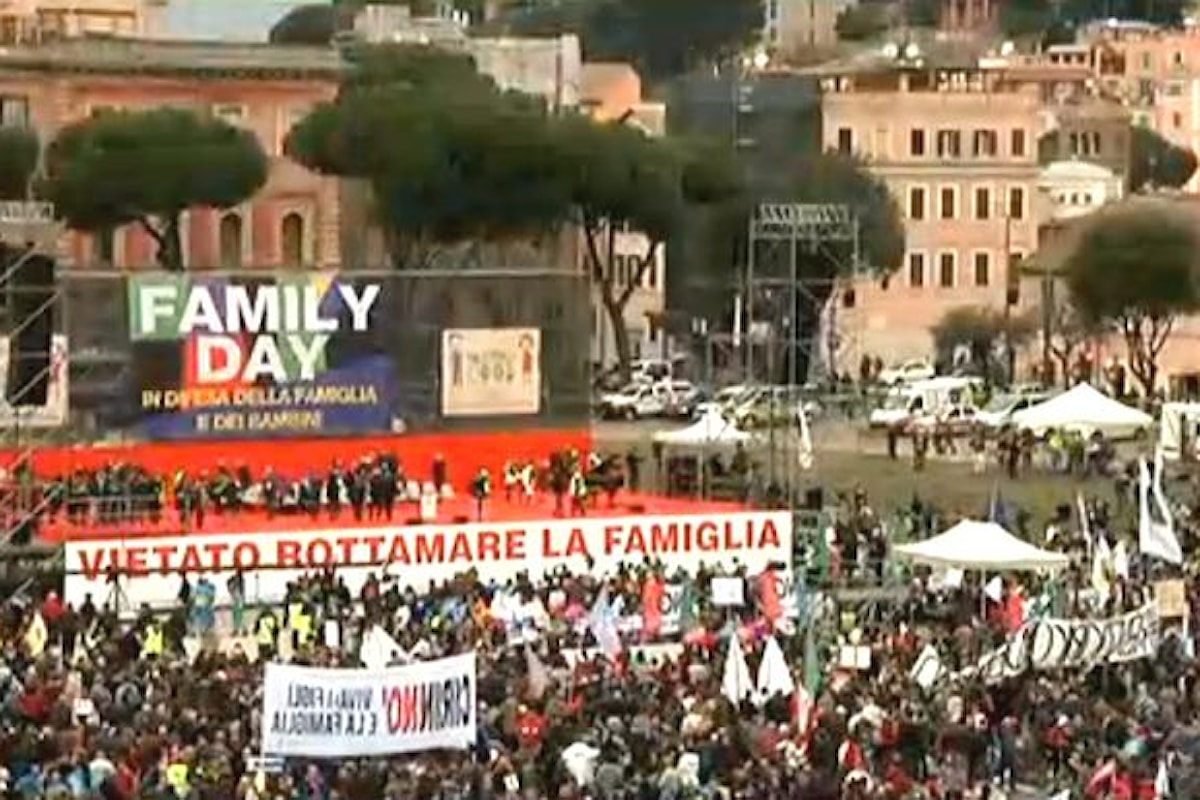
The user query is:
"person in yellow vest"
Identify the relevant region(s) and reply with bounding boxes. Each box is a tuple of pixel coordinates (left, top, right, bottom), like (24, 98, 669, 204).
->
(141, 620, 165, 659)
(569, 467, 588, 517)
(295, 603, 315, 650)
(286, 599, 304, 651)
(255, 610, 279, 661)
(166, 757, 191, 798)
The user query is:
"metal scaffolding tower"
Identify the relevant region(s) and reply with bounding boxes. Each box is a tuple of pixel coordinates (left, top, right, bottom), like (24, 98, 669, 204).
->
(0, 200, 63, 548)
(744, 202, 860, 497)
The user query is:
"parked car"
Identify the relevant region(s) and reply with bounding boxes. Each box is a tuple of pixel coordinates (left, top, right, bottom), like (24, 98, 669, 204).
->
(597, 383, 673, 419)
(693, 384, 758, 419)
(732, 386, 820, 429)
(976, 392, 1051, 430)
(878, 359, 936, 386)
(909, 403, 979, 435)
(664, 381, 706, 418)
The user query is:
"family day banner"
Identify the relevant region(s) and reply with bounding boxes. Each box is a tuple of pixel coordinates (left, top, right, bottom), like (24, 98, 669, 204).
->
(970, 603, 1160, 684)
(127, 273, 401, 439)
(261, 654, 476, 758)
(63, 510, 793, 607)
(441, 328, 541, 417)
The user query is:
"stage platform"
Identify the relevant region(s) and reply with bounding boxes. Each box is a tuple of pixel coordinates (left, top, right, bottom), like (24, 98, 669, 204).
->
(37, 491, 747, 544)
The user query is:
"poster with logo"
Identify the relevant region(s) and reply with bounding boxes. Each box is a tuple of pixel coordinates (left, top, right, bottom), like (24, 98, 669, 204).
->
(441, 328, 540, 417)
(127, 273, 401, 439)
(0, 334, 68, 428)
(260, 655, 477, 757)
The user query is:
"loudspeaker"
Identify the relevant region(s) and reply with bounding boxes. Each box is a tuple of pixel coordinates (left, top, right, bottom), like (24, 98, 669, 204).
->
(5, 251, 55, 407)
(804, 487, 824, 511)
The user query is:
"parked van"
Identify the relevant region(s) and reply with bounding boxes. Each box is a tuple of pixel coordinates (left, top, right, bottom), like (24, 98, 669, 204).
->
(868, 376, 981, 429)
(1160, 402, 1200, 462)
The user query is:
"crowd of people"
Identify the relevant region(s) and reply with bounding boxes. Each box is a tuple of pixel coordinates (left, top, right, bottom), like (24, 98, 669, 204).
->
(0, 456, 1195, 800)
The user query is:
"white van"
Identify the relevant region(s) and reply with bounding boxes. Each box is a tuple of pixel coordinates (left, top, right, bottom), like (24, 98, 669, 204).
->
(1160, 402, 1200, 462)
(868, 376, 981, 429)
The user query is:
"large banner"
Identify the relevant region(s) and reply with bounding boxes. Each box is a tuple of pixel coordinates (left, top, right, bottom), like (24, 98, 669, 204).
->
(970, 603, 1160, 683)
(441, 328, 540, 416)
(127, 274, 400, 439)
(261, 654, 476, 757)
(0, 334, 67, 428)
(63, 510, 792, 608)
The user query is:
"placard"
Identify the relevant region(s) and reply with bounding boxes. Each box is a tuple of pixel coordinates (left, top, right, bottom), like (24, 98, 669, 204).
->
(711, 576, 745, 607)
(441, 328, 540, 416)
(261, 654, 476, 757)
(1154, 579, 1188, 619)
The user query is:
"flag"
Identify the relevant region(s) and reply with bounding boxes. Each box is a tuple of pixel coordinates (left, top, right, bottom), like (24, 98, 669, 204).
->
(640, 574, 665, 640)
(1077, 491, 1093, 556)
(525, 645, 549, 700)
(983, 576, 1004, 604)
(1091, 534, 1114, 597)
(801, 622, 822, 698)
(1155, 758, 1171, 799)
(1113, 539, 1130, 579)
(910, 644, 942, 690)
(755, 636, 796, 704)
(359, 625, 406, 670)
(986, 484, 1016, 531)
(720, 635, 754, 705)
(1140, 458, 1183, 564)
(759, 567, 782, 626)
(797, 407, 814, 470)
(677, 579, 699, 632)
(588, 587, 623, 660)
(24, 611, 47, 658)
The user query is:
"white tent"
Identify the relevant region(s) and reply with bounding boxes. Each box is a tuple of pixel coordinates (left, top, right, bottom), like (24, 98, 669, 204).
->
(894, 519, 1070, 572)
(1011, 382, 1152, 438)
(653, 409, 753, 448)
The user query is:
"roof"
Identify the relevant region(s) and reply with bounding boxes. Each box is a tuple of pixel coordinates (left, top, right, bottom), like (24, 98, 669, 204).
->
(1041, 160, 1118, 181)
(0, 37, 344, 79)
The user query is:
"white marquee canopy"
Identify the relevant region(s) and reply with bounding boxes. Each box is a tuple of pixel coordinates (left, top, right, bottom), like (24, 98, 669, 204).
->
(894, 519, 1070, 572)
(1011, 382, 1152, 438)
(653, 410, 753, 449)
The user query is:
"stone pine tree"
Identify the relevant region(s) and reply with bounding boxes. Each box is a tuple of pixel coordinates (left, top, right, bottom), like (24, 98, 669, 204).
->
(1064, 201, 1200, 395)
(40, 108, 268, 272)
(0, 127, 39, 201)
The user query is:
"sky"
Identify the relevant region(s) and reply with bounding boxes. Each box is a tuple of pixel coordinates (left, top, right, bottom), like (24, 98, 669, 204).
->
(163, 0, 307, 42)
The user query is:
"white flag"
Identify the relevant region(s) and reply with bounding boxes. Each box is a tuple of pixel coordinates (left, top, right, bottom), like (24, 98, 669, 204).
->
(755, 636, 796, 705)
(1155, 758, 1170, 799)
(721, 635, 754, 705)
(525, 645, 549, 700)
(983, 576, 1004, 603)
(797, 408, 814, 471)
(1091, 534, 1113, 597)
(1140, 458, 1183, 564)
(910, 644, 943, 690)
(359, 625, 407, 670)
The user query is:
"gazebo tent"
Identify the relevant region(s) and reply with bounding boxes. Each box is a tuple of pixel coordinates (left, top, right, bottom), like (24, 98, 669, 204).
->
(894, 519, 1070, 572)
(652, 410, 753, 449)
(1010, 382, 1152, 438)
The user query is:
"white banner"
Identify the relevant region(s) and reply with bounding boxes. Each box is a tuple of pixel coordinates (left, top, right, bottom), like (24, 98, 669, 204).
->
(441, 327, 540, 416)
(261, 654, 476, 758)
(970, 603, 1160, 684)
(64, 511, 792, 608)
(0, 334, 68, 428)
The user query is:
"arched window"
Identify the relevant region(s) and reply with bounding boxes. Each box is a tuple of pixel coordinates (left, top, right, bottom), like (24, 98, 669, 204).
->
(281, 212, 305, 266)
(219, 213, 243, 268)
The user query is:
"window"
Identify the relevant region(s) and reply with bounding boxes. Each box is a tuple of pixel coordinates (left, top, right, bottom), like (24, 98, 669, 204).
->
(972, 129, 998, 157)
(213, 103, 246, 125)
(281, 212, 305, 266)
(935, 129, 962, 158)
(219, 213, 244, 268)
(0, 95, 29, 128)
(939, 186, 957, 220)
(837, 127, 853, 154)
(910, 128, 926, 156)
(973, 251, 990, 286)
(1007, 187, 1025, 220)
(1174, 111, 1184, 129)
(1010, 128, 1026, 157)
(94, 228, 116, 265)
(908, 186, 926, 220)
(974, 186, 991, 220)
(938, 252, 957, 288)
(907, 252, 925, 288)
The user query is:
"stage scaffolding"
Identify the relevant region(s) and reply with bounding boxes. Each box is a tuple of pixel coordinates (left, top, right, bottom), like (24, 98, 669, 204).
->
(744, 202, 860, 496)
(0, 200, 63, 551)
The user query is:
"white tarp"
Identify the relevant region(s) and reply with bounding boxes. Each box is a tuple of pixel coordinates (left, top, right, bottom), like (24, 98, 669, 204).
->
(653, 409, 753, 448)
(969, 603, 1159, 684)
(1011, 382, 1152, 438)
(261, 654, 477, 757)
(893, 519, 1070, 572)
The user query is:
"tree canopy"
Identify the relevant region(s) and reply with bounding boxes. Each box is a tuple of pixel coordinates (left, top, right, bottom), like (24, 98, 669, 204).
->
(1064, 202, 1200, 394)
(269, 4, 339, 45)
(835, 1, 891, 41)
(1130, 126, 1198, 192)
(0, 127, 39, 201)
(931, 305, 1034, 382)
(1000, 0, 1186, 39)
(41, 108, 268, 271)
(503, 0, 762, 83)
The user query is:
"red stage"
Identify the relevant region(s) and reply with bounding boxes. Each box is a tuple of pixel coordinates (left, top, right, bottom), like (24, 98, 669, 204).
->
(37, 491, 745, 544)
(3, 429, 591, 485)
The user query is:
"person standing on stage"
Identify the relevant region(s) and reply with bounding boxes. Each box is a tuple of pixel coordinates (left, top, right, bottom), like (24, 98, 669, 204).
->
(520, 460, 537, 504)
(569, 465, 588, 517)
(503, 460, 521, 502)
(471, 468, 492, 521)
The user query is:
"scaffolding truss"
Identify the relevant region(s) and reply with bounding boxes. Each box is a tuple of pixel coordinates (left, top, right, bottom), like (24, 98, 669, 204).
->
(0, 201, 63, 550)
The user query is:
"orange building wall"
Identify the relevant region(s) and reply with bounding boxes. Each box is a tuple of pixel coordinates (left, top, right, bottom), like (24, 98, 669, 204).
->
(0, 69, 339, 270)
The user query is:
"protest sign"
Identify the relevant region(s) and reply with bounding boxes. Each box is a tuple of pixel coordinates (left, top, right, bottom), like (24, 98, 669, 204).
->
(1154, 579, 1187, 619)
(261, 653, 476, 757)
(970, 603, 1159, 684)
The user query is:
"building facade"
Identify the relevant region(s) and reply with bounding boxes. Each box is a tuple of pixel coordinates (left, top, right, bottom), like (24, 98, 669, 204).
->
(0, 38, 342, 271)
(822, 66, 1044, 366)
(764, 0, 854, 57)
(939, 0, 1001, 35)
(0, 0, 165, 42)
